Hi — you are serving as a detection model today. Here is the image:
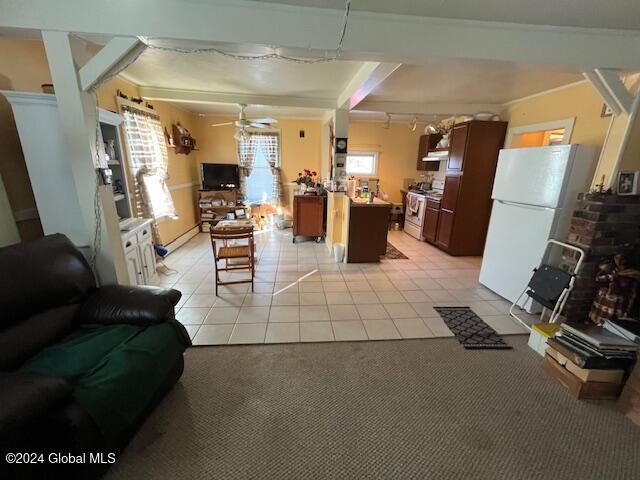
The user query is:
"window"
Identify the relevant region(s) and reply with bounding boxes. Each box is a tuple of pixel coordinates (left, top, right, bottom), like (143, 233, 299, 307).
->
(246, 146, 275, 204)
(120, 102, 177, 221)
(346, 152, 378, 176)
(238, 132, 281, 205)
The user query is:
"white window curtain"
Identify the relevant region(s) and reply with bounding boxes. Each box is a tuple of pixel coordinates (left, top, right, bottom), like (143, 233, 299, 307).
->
(236, 134, 258, 201)
(253, 133, 282, 205)
(121, 103, 177, 242)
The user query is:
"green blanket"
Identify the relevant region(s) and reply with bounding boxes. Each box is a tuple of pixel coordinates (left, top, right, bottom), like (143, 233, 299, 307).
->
(21, 321, 189, 447)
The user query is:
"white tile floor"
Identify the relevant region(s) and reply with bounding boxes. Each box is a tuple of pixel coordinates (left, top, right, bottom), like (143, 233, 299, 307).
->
(159, 229, 533, 346)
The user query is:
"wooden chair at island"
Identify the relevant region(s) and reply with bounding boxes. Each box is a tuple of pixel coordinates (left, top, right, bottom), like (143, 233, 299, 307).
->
(209, 227, 255, 295)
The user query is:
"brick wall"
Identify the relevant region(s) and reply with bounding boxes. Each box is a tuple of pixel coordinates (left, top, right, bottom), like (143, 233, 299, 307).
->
(560, 193, 640, 323)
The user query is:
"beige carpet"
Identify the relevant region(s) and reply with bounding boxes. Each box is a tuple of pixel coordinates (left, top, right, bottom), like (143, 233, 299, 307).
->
(106, 337, 640, 479)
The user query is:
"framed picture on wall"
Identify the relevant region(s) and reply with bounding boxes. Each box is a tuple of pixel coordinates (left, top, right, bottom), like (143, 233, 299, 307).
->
(618, 171, 639, 195)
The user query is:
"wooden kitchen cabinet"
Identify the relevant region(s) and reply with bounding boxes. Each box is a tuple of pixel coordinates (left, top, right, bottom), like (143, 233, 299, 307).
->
(440, 175, 460, 211)
(293, 195, 326, 242)
(447, 123, 469, 171)
(435, 209, 454, 249)
(436, 120, 508, 256)
(347, 202, 391, 263)
(416, 133, 442, 171)
(423, 206, 440, 243)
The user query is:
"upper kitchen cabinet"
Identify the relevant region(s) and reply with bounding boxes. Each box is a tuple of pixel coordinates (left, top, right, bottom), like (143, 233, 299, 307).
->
(436, 120, 508, 256)
(416, 133, 443, 171)
(447, 123, 469, 171)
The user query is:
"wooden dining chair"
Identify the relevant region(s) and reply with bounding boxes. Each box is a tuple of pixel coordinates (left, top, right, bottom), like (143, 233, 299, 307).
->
(210, 227, 255, 296)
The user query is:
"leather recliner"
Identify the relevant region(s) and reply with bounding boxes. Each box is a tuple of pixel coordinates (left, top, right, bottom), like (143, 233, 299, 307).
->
(0, 234, 190, 478)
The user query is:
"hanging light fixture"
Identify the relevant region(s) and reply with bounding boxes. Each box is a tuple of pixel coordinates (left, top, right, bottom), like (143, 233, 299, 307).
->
(409, 116, 418, 131)
(233, 129, 248, 142)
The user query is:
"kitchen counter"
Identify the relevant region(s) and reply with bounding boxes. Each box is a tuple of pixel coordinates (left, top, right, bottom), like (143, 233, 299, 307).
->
(350, 197, 391, 207)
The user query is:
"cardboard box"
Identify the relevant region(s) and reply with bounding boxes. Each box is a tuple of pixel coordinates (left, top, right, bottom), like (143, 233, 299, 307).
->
(617, 382, 640, 427)
(546, 346, 624, 384)
(542, 355, 622, 400)
(627, 362, 640, 382)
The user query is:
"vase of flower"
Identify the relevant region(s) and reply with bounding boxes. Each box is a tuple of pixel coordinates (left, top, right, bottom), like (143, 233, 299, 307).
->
(295, 169, 317, 194)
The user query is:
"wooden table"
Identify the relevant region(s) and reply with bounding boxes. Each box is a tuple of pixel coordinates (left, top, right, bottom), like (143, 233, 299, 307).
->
(211, 219, 254, 231)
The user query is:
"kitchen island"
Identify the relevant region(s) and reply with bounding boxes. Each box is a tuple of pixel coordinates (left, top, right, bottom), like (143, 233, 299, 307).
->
(346, 197, 392, 262)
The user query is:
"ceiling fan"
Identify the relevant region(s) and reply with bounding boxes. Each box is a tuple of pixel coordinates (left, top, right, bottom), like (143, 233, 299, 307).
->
(211, 104, 277, 141)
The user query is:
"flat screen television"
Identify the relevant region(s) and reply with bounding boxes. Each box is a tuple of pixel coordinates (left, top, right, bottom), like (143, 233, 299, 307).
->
(201, 163, 239, 190)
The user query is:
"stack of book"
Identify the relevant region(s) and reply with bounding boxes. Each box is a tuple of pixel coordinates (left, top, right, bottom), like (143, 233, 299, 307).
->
(543, 323, 638, 400)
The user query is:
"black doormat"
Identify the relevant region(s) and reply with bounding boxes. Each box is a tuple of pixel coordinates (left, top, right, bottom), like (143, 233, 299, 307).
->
(434, 307, 512, 350)
(383, 242, 408, 259)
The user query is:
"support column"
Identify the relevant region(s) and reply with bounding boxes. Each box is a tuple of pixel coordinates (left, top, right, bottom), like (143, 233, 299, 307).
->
(331, 108, 350, 182)
(41, 31, 127, 284)
(325, 109, 351, 255)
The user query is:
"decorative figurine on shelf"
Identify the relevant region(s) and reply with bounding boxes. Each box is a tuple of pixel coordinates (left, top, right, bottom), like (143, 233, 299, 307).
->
(589, 251, 640, 325)
(435, 119, 454, 149)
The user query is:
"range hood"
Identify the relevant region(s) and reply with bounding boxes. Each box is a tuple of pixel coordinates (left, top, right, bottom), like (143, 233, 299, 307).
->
(422, 150, 449, 161)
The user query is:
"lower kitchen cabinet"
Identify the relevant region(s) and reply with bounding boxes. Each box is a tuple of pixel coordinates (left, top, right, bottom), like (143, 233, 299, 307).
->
(122, 219, 158, 285)
(435, 209, 454, 250)
(423, 207, 440, 243)
(125, 243, 145, 285)
(293, 195, 326, 242)
(347, 202, 391, 263)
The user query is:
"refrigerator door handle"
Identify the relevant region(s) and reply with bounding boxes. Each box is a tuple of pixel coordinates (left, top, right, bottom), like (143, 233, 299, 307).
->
(496, 199, 555, 211)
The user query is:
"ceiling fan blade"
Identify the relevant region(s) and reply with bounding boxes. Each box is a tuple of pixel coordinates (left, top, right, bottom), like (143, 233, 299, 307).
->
(250, 122, 269, 129)
(210, 122, 234, 127)
(251, 117, 277, 124)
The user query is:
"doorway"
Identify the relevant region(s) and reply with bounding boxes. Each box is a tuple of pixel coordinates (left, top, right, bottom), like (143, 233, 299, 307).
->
(504, 118, 575, 148)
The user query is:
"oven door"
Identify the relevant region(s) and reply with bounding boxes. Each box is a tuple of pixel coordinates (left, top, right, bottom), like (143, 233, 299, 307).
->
(405, 193, 426, 227)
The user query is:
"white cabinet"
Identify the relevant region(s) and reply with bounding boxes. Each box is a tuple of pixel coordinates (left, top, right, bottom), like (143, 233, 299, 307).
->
(125, 244, 144, 285)
(121, 219, 158, 286)
(139, 237, 158, 284)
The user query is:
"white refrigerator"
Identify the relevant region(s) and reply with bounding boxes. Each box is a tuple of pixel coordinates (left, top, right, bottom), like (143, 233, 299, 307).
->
(479, 145, 596, 310)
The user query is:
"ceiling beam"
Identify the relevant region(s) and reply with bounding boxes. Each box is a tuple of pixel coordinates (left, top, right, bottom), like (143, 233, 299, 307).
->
(583, 69, 635, 116)
(2, 0, 640, 69)
(78, 36, 144, 91)
(337, 62, 401, 109)
(138, 86, 335, 110)
(354, 101, 503, 116)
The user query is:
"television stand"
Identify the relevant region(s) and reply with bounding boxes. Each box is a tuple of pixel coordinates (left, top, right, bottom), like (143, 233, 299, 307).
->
(198, 189, 241, 233)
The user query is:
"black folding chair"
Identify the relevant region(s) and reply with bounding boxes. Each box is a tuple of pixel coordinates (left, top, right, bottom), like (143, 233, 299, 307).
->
(510, 239, 584, 330)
